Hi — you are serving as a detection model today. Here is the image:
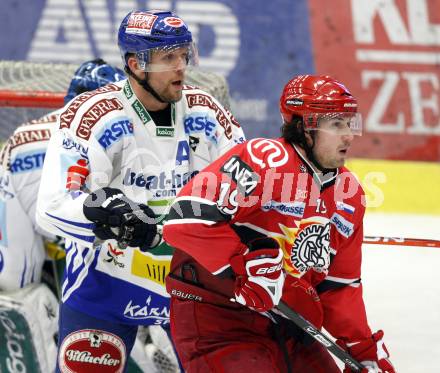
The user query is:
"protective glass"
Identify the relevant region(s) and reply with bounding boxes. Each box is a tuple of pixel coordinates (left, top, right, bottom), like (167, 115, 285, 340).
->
(136, 42, 199, 72)
(305, 112, 362, 136)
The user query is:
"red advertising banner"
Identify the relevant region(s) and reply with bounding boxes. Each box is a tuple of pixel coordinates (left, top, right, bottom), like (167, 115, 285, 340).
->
(308, 0, 440, 161)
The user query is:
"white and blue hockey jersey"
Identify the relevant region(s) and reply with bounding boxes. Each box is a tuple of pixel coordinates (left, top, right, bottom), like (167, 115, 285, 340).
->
(0, 111, 61, 290)
(36, 79, 245, 325)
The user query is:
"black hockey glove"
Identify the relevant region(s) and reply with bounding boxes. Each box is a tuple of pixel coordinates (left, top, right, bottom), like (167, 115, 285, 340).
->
(83, 187, 158, 251)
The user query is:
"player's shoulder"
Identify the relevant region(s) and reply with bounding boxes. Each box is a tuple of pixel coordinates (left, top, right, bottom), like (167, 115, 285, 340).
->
(5, 111, 57, 158)
(58, 81, 126, 140)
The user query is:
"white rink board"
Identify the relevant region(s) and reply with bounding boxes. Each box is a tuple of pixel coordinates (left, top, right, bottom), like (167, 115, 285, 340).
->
(339, 213, 440, 373)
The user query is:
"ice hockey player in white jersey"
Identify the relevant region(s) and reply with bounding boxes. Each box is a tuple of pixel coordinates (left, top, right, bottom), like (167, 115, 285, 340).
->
(36, 9, 245, 373)
(0, 59, 125, 372)
(0, 58, 125, 292)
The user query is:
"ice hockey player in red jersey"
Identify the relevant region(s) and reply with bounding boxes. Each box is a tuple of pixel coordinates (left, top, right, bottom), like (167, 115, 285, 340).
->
(163, 75, 396, 372)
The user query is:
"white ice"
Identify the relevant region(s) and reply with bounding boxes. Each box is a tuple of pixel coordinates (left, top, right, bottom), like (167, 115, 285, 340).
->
(333, 213, 440, 373)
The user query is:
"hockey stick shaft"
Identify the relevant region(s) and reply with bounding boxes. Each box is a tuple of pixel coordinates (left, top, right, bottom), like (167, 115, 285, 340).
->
(363, 236, 440, 248)
(276, 301, 364, 371)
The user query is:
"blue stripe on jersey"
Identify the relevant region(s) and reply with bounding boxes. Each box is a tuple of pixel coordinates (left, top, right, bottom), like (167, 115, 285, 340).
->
(46, 212, 95, 229)
(55, 226, 95, 243)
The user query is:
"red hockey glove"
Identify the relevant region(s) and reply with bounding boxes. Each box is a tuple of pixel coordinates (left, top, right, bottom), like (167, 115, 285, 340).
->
(230, 238, 285, 312)
(336, 330, 395, 373)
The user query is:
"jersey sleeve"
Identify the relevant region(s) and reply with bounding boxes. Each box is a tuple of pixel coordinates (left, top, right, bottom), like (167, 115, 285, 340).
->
(36, 126, 112, 246)
(5, 122, 56, 239)
(163, 142, 263, 274)
(317, 197, 372, 341)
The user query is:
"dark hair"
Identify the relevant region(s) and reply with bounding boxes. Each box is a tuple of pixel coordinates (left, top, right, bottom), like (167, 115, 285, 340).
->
(281, 116, 306, 145)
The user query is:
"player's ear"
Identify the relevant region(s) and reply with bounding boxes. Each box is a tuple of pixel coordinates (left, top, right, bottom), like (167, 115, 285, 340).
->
(126, 55, 142, 76)
(304, 130, 314, 147)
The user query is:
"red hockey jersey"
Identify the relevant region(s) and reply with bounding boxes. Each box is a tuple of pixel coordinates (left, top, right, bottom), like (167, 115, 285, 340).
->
(164, 137, 372, 342)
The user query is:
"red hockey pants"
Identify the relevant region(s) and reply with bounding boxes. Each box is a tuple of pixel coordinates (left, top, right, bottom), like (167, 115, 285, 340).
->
(170, 297, 341, 372)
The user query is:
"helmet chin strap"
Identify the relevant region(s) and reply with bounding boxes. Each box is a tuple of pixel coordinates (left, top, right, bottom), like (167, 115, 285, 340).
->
(126, 68, 168, 104)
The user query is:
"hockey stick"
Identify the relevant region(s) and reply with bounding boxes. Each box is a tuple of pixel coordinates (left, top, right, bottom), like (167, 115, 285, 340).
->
(276, 301, 364, 372)
(363, 236, 440, 248)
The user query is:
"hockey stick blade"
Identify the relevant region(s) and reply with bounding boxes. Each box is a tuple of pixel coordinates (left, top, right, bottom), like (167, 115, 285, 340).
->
(276, 301, 364, 372)
(363, 236, 440, 248)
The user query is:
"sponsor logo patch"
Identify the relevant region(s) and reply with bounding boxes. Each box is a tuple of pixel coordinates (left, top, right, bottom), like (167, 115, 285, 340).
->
(183, 114, 218, 142)
(286, 98, 303, 106)
(10, 150, 45, 174)
(170, 289, 203, 302)
(132, 100, 151, 124)
(220, 155, 259, 196)
(123, 168, 198, 198)
(163, 16, 184, 27)
(261, 200, 305, 218)
(186, 93, 233, 139)
(247, 138, 289, 168)
(330, 213, 354, 238)
(126, 12, 158, 36)
(77, 98, 124, 140)
(62, 136, 89, 158)
(8, 129, 51, 150)
(58, 329, 126, 373)
(131, 250, 171, 286)
(66, 158, 89, 191)
(97, 120, 133, 149)
(123, 296, 169, 322)
(156, 127, 175, 137)
(60, 84, 120, 129)
(123, 81, 133, 99)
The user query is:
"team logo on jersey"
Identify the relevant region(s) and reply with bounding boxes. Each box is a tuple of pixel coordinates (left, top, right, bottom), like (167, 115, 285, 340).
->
(123, 295, 169, 323)
(330, 212, 354, 238)
(247, 138, 289, 168)
(220, 155, 259, 196)
(290, 221, 331, 274)
(58, 329, 126, 373)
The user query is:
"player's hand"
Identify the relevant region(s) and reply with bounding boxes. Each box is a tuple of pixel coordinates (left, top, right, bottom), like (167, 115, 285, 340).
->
(230, 238, 285, 312)
(336, 330, 395, 373)
(83, 187, 158, 251)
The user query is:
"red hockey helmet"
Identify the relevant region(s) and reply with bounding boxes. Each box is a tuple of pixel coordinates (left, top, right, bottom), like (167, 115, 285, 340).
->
(279, 75, 362, 135)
